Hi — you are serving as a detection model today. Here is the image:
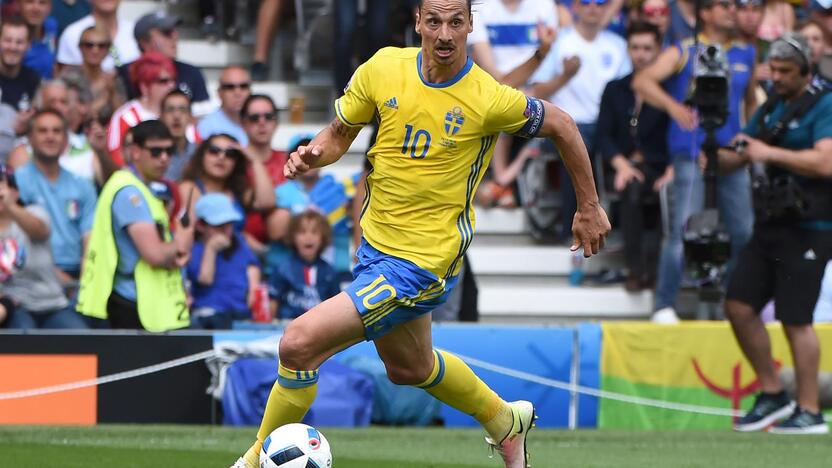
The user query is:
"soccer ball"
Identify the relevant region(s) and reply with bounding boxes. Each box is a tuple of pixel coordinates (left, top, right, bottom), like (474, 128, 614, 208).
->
(260, 423, 332, 468)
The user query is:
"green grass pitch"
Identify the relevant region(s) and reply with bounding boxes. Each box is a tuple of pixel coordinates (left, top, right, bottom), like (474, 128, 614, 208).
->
(0, 425, 831, 467)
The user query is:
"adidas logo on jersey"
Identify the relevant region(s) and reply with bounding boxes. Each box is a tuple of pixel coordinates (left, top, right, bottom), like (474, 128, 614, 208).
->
(384, 97, 398, 110)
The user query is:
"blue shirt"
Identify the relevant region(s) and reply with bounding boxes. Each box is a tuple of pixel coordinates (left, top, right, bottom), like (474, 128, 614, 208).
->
(196, 109, 248, 146)
(111, 185, 155, 301)
(666, 38, 755, 159)
(16, 162, 97, 271)
(24, 17, 57, 79)
(270, 253, 340, 319)
(52, 0, 91, 38)
(187, 233, 259, 316)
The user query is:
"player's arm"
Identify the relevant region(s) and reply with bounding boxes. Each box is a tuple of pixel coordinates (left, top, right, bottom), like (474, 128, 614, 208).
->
(284, 118, 361, 179)
(632, 45, 697, 130)
(538, 100, 611, 256)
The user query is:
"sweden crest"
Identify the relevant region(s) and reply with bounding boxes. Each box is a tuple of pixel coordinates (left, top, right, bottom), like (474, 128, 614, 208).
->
(444, 107, 465, 137)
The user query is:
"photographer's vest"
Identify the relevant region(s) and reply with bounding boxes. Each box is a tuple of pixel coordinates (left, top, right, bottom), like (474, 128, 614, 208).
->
(77, 170, 189, 331)
(753, 87, 832, 223)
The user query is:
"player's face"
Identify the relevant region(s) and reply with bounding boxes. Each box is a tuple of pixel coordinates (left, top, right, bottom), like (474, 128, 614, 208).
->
(627, 33, 660, 71)
(769, 59, 808, 99)
(415, 0, 472, 67)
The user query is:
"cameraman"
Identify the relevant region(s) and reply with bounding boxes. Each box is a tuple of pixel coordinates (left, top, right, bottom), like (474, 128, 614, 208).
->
(723, 33, 832, 434)
(633, 0, 757, 323)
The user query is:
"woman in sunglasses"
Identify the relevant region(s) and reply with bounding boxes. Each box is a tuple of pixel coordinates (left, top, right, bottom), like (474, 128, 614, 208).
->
(179, 133, 277, 252)
(75, 25, 125, 115)
(107, 51, 176, 166)
(635, 0, 670, 45)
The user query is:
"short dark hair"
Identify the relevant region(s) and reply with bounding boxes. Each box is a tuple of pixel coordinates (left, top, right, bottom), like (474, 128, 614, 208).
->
(162, 89, 192, 110)
(131, 120, 173, 147)
(0, 16, 30, 41)
(240, 94, 277, 119)
(28, 108, 68, 135)
(626, 21, 662, 44)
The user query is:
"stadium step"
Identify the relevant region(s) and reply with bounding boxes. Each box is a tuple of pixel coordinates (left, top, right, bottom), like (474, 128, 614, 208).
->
(477, 276, 653, 321)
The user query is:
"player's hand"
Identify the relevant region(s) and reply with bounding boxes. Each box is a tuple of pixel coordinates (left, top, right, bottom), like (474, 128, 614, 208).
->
(571, 202, 611, 258)
(536, 23, 557, 57)
(668, 102, 697, 131)
(284, 144, 323, 179)
(563, 56, 581, 79)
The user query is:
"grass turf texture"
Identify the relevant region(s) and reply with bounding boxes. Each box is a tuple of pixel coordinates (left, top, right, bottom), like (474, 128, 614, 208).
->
(1, 425, 831, 467)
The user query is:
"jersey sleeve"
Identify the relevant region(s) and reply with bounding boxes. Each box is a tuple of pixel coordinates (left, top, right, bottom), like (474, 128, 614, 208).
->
(484, 85, 545, 139)
(334, 59, 377, 128)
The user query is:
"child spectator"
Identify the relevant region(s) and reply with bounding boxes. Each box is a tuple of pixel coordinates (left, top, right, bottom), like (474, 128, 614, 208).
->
(270, 211, 340, 320)
(187, 193, 261, 329)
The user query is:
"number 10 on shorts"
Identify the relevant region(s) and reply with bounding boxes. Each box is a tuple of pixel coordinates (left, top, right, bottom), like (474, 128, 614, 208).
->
(356, 274, 397, 309)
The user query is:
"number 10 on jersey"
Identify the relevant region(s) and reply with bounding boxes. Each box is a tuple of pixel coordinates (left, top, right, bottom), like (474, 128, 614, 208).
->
(402, 124, 431, 159)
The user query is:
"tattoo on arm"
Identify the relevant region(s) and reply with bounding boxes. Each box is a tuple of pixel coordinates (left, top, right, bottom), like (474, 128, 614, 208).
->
(331, 119, 361, 141)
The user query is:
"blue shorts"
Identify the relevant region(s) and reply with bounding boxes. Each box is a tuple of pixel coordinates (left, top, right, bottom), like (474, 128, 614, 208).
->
(345, 239, 458, 340)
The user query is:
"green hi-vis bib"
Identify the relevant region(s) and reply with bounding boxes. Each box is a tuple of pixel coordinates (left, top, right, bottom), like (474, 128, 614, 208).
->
(77, 170, 188, 332)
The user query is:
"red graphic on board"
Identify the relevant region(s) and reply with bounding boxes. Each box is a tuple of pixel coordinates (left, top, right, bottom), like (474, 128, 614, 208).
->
(692, 358, 782, 423)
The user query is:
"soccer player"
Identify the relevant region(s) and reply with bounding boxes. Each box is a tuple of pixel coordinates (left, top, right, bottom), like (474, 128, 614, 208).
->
(231, 1, 610, 467)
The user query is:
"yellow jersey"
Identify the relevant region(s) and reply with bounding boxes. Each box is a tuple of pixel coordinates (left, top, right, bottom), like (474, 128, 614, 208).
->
(336, 47, 544, 278)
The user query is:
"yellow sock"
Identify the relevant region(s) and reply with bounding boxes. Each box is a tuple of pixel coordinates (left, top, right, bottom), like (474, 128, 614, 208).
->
(255, 361, 319, 442)
(417, 350, 512, 441)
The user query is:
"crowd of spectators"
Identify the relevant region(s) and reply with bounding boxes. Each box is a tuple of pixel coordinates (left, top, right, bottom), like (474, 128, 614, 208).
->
(0, 0, 829, 330)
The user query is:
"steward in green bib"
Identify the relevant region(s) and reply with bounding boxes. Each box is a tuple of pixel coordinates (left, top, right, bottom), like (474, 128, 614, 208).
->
(78, 120, 194, 331)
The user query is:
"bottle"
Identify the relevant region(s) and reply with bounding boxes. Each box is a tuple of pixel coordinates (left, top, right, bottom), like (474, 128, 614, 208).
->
(569, 250, 585, 286)
(251, 283, 271, 323)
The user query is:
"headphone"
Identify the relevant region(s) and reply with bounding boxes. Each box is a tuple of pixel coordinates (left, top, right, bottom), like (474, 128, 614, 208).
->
(778, 34, 812, 76)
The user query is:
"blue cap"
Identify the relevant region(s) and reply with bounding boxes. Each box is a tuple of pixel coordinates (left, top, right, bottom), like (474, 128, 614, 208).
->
(195, 193, 243, 226)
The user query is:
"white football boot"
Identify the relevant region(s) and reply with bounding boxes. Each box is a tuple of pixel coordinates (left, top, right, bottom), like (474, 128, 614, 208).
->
(485, 400, 537, 468)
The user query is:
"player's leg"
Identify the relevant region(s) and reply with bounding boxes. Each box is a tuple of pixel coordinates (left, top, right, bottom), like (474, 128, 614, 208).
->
(235, 292, 364, 467)
(374, 315, 535, 467)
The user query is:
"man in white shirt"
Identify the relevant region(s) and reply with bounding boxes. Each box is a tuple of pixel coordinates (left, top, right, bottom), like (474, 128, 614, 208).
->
(531, 0, 630, 240)
(468, 0, 558, 87)
(56, 0, 140, 72)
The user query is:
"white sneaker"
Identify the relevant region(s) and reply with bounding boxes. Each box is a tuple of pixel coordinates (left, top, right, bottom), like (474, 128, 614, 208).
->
(652, 307, 680, 324)
(485, 400, 537, 468)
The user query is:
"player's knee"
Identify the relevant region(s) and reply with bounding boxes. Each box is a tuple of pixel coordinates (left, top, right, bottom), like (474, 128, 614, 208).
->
(725, 299, 754, 323)
(279, 323, 317, 369)
(384, 361, 433, 386)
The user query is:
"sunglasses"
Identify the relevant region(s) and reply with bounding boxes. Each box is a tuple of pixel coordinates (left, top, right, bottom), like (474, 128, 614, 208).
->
(144, 145, 175, 158)
(643, 5, 670, 16)
(206, 145, 242, 159)
(244, 112, 277, 123)
(80, 41, 111, 50)
(579, 0, 609, 5)
(219, 82, 251, 91)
